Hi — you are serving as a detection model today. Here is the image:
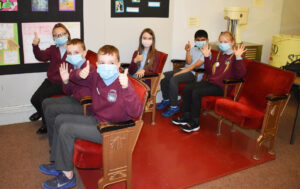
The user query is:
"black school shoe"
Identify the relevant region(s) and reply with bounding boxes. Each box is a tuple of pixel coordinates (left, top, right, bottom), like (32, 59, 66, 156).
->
(29, 112, 41, 121)
(180, 120, 200, 133)
(36, 126, 47, 134)
(171, 116, 189, 126)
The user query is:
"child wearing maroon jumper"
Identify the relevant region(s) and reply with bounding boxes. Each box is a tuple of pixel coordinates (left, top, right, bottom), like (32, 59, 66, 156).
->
(128, 28, 162, 79)
(38, 45, 143, 189)
(172, 31, 247, 133)
(30, 23, 71, 135)
(42, 38, 96, 148)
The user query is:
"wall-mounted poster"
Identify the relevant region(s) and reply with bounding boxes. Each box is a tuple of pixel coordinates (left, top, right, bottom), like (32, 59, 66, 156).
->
(32, 0, 48, 12)
(59, 0, 75, 11)
(22, 22, 81, 64)
(0, 23, 20, 65)
(111, 0, 169, 17)
(0, 0, 18, 11)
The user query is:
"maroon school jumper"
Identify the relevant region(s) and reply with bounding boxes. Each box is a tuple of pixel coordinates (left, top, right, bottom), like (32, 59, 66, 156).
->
(33, 44, 66, 84)
(204, 52, 247, 90)
(70, 70, 143, 122)
(128, 50, 161, 75)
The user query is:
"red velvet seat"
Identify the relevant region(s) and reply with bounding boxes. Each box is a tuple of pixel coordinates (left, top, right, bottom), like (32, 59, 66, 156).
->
(73, 76, 148, 169)
(204, 60, 295, 160)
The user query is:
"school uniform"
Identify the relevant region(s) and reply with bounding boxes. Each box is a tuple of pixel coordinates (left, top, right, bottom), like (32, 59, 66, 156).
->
(49, 70, 143, 171)
(181, 51, 247, 119)
(128, 50, 161, 76)
(30, 45, 66, 124)
(160, 47, 204, 107)
(42, 60, 95, 147)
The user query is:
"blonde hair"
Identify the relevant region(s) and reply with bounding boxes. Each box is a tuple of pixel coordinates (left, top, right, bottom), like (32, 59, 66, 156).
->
(98, 45, 120, 61)
(219, 31, 235, 45)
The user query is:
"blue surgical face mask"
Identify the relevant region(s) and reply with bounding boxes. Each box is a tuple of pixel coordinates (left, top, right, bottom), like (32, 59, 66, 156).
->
(55, 36, 68, 46)
(66, 54, 84, 67)
(195, 41, 206, 49)
(97, 64, 119, 85)
(218, 43, 231, 52)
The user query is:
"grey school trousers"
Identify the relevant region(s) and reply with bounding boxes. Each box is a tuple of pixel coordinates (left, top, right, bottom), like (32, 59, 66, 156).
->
(160, 69, 195, 106)
(49, 114, 102, 171)
(42, 96, 84, 147)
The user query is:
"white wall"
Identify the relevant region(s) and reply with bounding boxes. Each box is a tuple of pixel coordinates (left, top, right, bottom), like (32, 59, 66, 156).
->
(0, 0, 285, 125)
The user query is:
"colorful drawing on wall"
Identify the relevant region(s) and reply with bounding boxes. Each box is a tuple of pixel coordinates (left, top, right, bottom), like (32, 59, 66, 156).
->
(115, 0, 124, 13)
(0, 23, 20, 65)
(59, 0, 75, 11)
(32, 0, 48, 12)
(0, 0, 18, 11)
(22, 22, 81, 64)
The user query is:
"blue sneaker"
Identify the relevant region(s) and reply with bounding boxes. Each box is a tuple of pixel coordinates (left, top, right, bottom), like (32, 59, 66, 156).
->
(43, 172, 76, 189)
(162, 106, 180, 117)
(156, 100, 170, 110)
(39, 163, 61, 176)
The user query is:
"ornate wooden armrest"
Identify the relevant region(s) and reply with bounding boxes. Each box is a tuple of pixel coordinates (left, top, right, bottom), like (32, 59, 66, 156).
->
(80, 96, 92, 105)
(223, 79, 244, 84)
(266, 94, 288, 101)
(142, 73, 159, 79)
(97, 120, 135, 133)
(193, 68, 205, 73)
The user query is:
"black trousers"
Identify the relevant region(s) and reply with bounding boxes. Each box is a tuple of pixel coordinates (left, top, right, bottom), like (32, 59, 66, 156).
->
(182, 81, 223, 119)
(160, 69, 195, 106)
(30, 79, 64, 123)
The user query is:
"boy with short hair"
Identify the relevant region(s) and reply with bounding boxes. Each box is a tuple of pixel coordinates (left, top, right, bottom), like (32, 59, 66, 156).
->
(157, 30, 209, 117)
(39, 45, 143, 189)
(42, 38, 95, 147)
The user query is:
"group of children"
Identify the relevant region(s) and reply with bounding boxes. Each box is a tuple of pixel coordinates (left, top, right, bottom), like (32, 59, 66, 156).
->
(29, 23, 246, 189)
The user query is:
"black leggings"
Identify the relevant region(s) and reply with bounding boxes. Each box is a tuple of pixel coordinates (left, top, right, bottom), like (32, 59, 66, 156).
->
(30, 79, 64, 120)
(182, 81, 223, 119)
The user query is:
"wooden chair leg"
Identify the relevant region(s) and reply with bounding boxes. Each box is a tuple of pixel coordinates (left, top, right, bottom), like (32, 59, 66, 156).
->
(217, 118, 223, 136)
(268, 138, 276, 155)
(253, 135, 263, 160)
(151, 99, 156, 125)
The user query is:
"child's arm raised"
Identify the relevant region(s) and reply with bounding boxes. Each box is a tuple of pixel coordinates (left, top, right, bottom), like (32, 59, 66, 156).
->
(69, 61, 92, 87)
(32, 32, 52, 61)
(185, 41, 193, 65)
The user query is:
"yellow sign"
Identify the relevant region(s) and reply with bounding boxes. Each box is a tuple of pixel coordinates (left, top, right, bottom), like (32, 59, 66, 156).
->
(253, 0, 264, 7)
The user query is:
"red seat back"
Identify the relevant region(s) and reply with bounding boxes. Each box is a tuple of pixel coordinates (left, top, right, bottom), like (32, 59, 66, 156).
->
(156, 51, 168, 73)
(86, 50, 97, 68)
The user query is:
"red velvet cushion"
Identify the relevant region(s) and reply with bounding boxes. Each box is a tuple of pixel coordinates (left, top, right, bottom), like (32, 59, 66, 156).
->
(215, 98, 264, 129)
(73, 139, 103, 168)
(202, 96, 225, 111)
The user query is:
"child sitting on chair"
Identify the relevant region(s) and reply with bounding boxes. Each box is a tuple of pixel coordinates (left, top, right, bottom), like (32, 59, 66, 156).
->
(38, 45, 143, 189)
(42, 38, 96, 148)
(157, 29, 208, 117)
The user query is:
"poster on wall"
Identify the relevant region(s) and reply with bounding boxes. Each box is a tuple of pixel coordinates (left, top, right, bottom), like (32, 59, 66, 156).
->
(0, 0, 18, 11)
(0, 23, 20, 65)
(31, 0, 48, 12)
(59, 0, 76, 11)
(22, 22, 81, 64)
(111, 0, 169, 17)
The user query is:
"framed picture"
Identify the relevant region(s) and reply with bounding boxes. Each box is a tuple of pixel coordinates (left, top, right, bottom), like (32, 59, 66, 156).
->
(59, 0, 75, 11)
(132, 0, 140, 3)
(0, 0, 18, 11)
(31, 0, 48, 12)
(115, 0, 124, 13)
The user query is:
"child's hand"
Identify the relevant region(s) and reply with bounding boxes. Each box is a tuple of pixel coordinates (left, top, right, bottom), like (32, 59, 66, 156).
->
(200, 43, 211, 57)
(59, 62, 71, 84)
(32, 32, 40, 46)
(185, 41, 191, 52)
(79, 61, 90, 79)
(135, 69, 145, 78)
(134, 52, 143, 63)
(119, 68, 129, 89)
(234, 44, 247, 59)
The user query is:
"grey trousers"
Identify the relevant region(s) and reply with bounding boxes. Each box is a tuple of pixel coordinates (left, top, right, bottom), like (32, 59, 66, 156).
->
(160, 69, 195, 106)
(50, 114, 102, 171)
(42, 96, 84, 147)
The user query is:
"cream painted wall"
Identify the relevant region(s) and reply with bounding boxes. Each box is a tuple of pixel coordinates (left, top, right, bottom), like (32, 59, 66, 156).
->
(280, 0, 300, 35)
(171, 0, 284, 63)
(0, 0, 285, 125)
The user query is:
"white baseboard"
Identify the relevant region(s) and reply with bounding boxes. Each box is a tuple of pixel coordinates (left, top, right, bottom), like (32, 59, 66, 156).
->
(0, 104, 35, 126)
